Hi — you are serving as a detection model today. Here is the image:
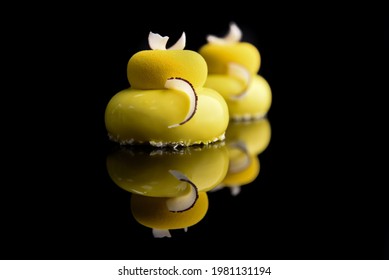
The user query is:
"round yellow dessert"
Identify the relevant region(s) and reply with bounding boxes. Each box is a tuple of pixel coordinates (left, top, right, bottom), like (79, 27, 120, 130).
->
(105, 31, 229, 146)
(198, 22, 272, 120)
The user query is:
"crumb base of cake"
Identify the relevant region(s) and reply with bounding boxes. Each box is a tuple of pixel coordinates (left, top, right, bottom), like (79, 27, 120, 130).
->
(108, 133, 226, 148)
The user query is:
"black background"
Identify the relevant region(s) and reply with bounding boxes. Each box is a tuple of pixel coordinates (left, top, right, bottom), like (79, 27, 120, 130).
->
(2, 4, 387, 260)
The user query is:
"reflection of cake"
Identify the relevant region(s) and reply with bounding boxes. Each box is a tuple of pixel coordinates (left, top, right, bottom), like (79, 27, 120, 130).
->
(105, 31, 229, 147)
(212, 118, 271, 195)
(106, 143, 228, 214)
(198, 22, 272, 120)
(106, 144, 229, 196)
(106, 144, 228, 238)
(225, 117, 271, 155)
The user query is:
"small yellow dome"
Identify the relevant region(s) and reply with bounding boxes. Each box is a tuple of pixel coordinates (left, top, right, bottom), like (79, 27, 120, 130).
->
(199, 42, 261, 75)
(127, 50, 208, 89)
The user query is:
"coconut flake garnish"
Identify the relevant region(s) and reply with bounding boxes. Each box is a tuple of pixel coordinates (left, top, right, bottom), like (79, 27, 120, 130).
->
(206, 22, 242, 44)
(165, 77, 198, 128)
(148, 32, 186, 50)
(228, 62, 251, 100)
(166, 170, 199, 212)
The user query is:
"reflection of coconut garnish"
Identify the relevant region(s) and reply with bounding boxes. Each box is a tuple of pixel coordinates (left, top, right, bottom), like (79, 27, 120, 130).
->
(166, 170, 199, 212)
(152, 227, 188, 238)
(206, 22, 242, 44)
(152, 229, 171, 238)
(228, 63, 251, 100)
(230, 186, 241, 196)
(148, 32, 186, 50)
(228, 141, 251, 173)
(165, 77, 198, 128)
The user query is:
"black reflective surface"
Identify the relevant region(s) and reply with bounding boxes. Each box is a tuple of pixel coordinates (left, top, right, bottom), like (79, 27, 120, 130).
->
(2, 7, 387, 260)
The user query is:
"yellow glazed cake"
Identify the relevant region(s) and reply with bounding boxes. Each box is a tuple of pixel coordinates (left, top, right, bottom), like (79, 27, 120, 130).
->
(198, 22, 272, 120)
(105, 31, 229, 147)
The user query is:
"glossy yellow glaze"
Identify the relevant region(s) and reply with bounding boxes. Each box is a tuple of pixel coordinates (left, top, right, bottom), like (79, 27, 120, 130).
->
(198, 42, 261, 74)
(105, 87, 229, 146)
(106, 145, 229, 197)
(204, 75, 272, 119)
(131, 192, 208, 230)
(127, 50, 208, 89)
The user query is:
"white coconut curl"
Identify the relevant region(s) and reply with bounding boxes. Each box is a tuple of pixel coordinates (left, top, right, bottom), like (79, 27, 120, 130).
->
(206, 22, 242, 44)
(148, 32, 186, 50)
